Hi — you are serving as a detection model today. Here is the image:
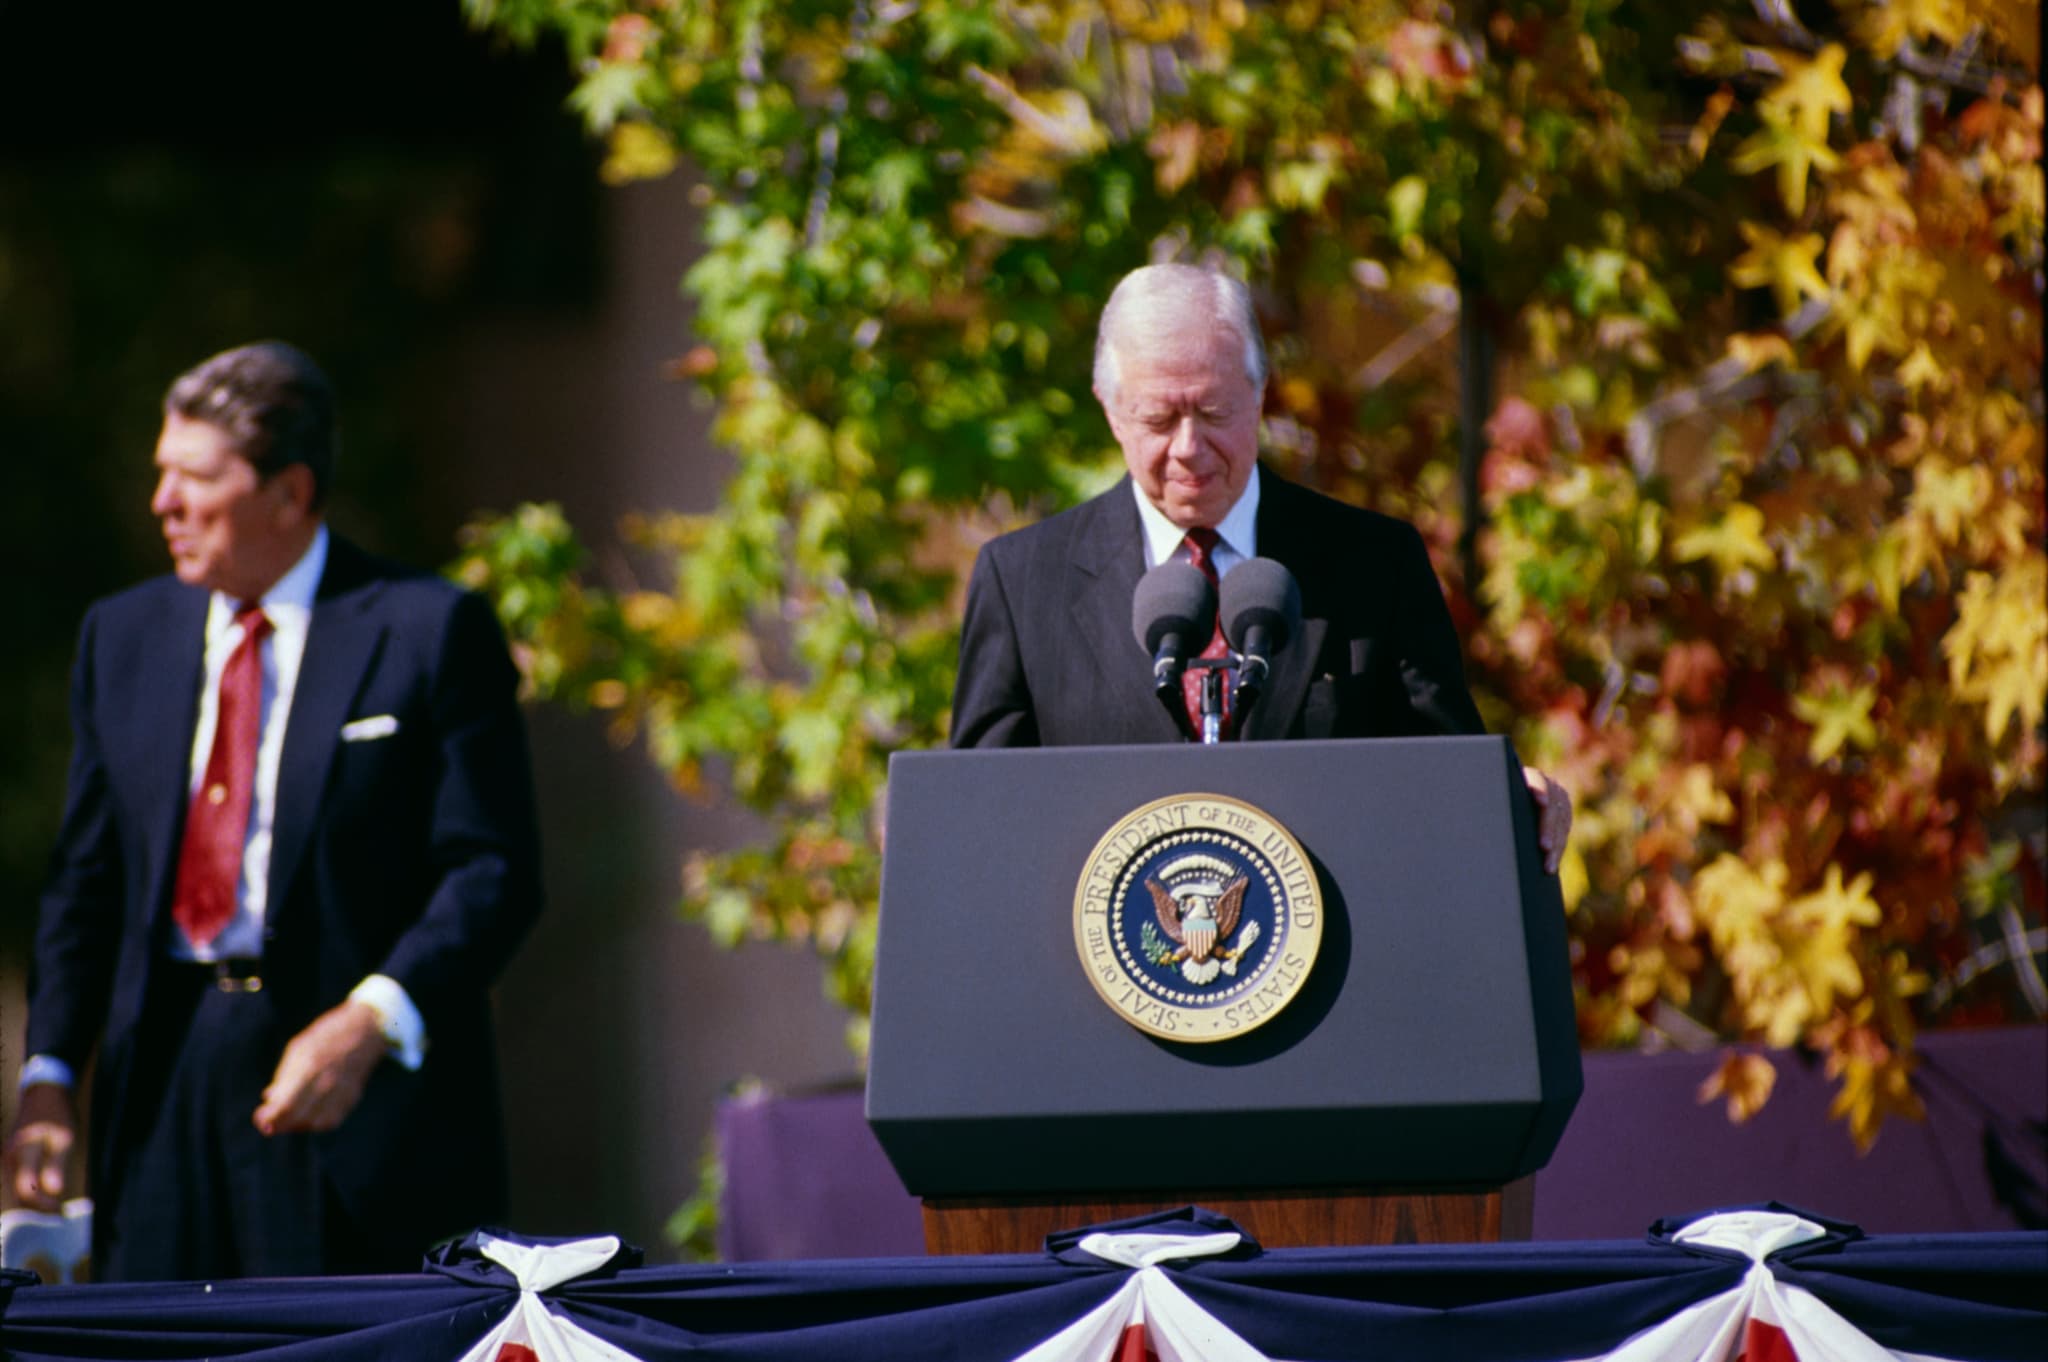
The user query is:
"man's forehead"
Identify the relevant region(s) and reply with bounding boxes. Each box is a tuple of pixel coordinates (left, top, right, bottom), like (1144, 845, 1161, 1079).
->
(155, 415, 248, 468)
(1120, 372, 1245, 408)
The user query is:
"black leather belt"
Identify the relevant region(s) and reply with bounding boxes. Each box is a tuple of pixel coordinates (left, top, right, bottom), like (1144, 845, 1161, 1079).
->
(182, 958, 265, 993)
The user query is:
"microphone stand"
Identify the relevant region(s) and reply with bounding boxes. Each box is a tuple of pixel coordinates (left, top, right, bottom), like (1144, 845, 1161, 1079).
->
(1186, 657, 1236, 745)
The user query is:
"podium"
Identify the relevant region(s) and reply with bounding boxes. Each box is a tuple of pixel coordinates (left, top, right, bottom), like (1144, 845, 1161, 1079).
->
(865, 736, 1581, 1252)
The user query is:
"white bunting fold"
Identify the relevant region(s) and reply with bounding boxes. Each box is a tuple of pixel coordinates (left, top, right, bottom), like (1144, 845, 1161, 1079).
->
(452, 1234, 645, 1362)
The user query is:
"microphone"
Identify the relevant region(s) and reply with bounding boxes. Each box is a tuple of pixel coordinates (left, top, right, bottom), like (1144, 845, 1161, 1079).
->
(1131, 561, 1216, 739)
(1219, 557, 1301, 718)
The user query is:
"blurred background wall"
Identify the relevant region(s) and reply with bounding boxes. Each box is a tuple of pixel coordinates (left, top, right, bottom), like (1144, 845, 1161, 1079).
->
(0, 0, 853, 1256)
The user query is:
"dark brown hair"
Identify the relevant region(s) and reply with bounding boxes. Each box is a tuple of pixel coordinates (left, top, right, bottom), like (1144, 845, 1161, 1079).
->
(163, 341, 337, 508)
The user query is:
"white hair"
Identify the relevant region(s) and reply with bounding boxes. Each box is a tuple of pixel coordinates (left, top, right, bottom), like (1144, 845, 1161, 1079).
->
(1093, 264, 1270, 401)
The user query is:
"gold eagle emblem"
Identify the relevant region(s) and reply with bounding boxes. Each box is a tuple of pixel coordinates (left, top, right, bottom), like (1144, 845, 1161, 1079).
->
(1145, 864, 1258, 984)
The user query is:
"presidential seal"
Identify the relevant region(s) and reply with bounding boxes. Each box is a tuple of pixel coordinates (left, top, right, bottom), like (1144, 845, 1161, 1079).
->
(1073, 793, 1322, 1042)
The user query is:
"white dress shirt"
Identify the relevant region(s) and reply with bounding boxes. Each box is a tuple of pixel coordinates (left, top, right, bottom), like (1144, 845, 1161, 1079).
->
(172, 526, 327, 962)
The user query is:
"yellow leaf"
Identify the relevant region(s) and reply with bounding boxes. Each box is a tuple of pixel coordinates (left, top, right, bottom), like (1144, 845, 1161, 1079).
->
(1751, 973, 1813, 1048)
(1729, 224, 1832, 318)
(1910, 458, 1991, 545)
(1107, 0, 1194, 42)
(1673, 503, 1775, 580)
(1896, 342, 1946, 393)
(1760, 44, 1853, 143)
(1827, 1044, 1925, 1152)
(601, 122, 679, 186)
(1791, 681, 1879, 763)
(1693, 853, 1788, 953)
(1860, 0, 1973, 56)
(1786, 863, 1883, 934)
(1387, 174, 1428, 238)
(1730, 117, 1839, 218)
(1727, 331, 1798, 372)
(1558, 842, 1589, 911)
(1666, 764, 1736, 835)
(1835, 287, 1900, 372)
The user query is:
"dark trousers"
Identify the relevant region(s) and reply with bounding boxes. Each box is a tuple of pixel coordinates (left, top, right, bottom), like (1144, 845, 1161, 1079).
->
(97, 967, 399, 1282)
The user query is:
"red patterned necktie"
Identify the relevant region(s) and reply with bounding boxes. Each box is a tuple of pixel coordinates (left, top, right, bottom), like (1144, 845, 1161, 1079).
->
(171, 602, 271, 950)
(1179, 529, 1234, 740)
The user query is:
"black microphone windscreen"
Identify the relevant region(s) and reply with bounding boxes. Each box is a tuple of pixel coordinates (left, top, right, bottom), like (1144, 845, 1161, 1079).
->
(1131, 560, 1217, 654)
(1219, 558, 1302, 651)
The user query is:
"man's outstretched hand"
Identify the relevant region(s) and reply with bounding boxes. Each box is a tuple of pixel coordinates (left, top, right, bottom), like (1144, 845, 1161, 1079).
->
(253, 999, 387, 1137)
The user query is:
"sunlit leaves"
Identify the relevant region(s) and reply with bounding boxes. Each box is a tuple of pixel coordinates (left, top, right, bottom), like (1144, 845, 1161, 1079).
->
(1729, 45, 1853, 217)
(1943, 558, 2048, 746)
(1483, 0, 2042, 1148)
(1693, 856, 1884, 1048)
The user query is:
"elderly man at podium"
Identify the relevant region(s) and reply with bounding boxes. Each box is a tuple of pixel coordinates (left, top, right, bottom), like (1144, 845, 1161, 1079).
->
(949, 262, 1570, 871)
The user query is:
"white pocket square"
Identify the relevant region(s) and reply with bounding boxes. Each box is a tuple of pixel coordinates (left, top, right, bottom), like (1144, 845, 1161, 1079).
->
(340, 715, 400, 742)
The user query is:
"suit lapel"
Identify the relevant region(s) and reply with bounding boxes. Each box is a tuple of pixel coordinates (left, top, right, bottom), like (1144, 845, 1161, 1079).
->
(268, 539, 388, 918)
(1067, 483, 1185, 744)
(141, 588, 212, 939)
(1242, 476, 1326, 742)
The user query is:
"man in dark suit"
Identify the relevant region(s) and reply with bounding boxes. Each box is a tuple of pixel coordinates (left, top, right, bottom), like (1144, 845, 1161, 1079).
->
(951, 263, 1571, 867)
(4, 342, 542, 1279)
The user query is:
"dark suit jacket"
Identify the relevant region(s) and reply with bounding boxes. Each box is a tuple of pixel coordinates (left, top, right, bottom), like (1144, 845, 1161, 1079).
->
(26, 535, 543, 1254)
(951, 472, 1485, 746)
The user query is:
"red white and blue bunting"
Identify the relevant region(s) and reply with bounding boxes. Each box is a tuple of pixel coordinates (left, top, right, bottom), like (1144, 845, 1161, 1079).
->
(1, 1205, 2040, 1361)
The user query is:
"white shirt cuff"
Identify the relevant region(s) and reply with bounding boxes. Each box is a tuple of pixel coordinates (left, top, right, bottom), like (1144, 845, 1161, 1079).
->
(349, 974, 428, 1071)
(18, 1054, 76, 1092)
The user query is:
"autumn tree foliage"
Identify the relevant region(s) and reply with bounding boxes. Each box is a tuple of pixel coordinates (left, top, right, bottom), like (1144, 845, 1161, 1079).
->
(456, 0, 2043, 1141)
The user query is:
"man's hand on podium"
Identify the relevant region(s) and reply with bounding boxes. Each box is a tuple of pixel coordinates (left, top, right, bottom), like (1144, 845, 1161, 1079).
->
(1522, 766, 1573, 875)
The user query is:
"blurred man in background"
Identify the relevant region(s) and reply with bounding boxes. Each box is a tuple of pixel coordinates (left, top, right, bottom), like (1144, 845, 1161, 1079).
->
(5, 342, 542, 1279)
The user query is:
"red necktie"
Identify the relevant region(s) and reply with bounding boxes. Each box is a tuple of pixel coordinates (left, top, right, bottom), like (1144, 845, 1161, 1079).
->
(171, 602, 271, 950)
(1179, 529, 1234, 740)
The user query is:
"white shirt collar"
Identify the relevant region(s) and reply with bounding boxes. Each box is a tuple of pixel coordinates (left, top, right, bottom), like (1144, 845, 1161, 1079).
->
(1131, 465, 1261, 569)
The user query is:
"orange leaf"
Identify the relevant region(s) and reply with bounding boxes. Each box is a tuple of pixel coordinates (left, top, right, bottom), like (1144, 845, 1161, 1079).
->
(1700, 1051, 1778, 1123)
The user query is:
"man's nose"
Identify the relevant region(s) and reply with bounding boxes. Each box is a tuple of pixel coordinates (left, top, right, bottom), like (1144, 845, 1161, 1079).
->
(150, 471, 179, 516)
(1167, 416, 1201, 460)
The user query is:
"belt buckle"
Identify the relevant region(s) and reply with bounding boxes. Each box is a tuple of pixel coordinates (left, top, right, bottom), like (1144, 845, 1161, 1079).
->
(212, 961, 263, 994)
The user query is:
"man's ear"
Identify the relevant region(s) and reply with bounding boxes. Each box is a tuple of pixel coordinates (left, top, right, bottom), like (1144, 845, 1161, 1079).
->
(269, 463, 318, 523)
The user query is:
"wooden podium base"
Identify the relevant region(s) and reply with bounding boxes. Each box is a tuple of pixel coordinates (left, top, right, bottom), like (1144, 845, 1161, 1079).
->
(923, 1178, 1533, 1255)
